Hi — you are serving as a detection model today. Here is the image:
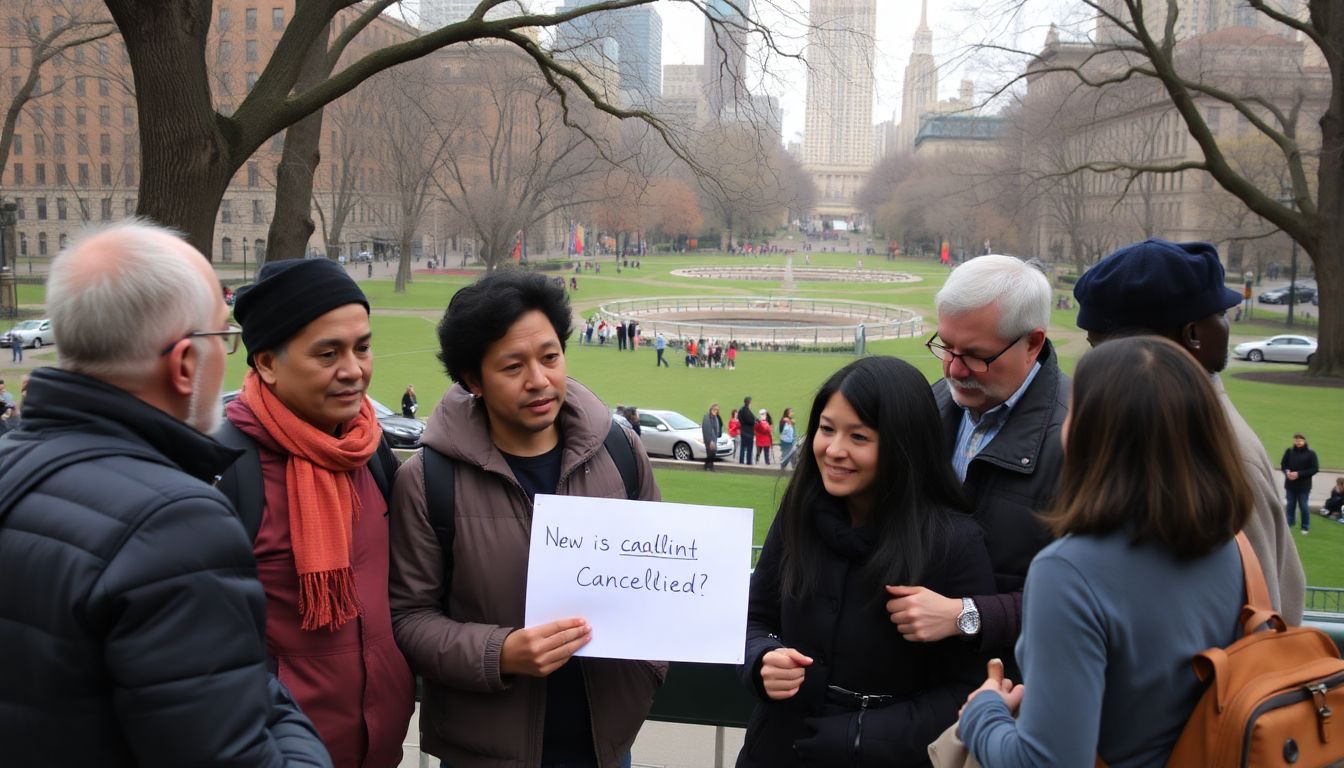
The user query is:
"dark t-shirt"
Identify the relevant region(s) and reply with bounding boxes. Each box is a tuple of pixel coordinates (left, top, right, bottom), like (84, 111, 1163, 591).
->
(503, 443, 595, 765)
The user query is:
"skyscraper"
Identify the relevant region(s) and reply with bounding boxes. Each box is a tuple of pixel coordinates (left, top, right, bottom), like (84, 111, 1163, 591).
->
(420, 0, 525, 30)
(703, 0, 749, 120)
(801, 0, 876, 225)
(895, 0, 936, 153)
(552, 1, 663, 105)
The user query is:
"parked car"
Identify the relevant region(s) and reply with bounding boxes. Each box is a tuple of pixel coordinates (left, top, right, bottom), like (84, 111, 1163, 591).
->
(1232, 334, 1318, 364)
(220, 390, 425, 448)
(619, 408, 734, 461)
(1259, 284, 1317, 304)
(0, 318, 54, 349)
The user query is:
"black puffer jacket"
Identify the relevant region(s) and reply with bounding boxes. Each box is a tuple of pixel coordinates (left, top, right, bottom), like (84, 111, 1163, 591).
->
(931, 340, 1068, 671)
(0, 367, 331, 768)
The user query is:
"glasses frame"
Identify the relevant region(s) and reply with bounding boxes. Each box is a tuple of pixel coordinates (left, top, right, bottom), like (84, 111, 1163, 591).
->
(160, 325, 242, 356)
(925, 332, 1023, 373)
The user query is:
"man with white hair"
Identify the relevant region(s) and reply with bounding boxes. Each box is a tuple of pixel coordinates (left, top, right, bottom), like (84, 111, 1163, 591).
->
(886, 255, 1067, 680)
(0, 221, 330, 767)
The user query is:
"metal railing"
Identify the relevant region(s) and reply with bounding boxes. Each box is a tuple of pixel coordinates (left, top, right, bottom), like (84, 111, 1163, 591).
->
(1306, 587, 1344, 614)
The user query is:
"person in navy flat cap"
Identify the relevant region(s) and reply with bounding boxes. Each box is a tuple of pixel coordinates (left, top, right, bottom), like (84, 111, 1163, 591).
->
(1074, 238, 1304, 624)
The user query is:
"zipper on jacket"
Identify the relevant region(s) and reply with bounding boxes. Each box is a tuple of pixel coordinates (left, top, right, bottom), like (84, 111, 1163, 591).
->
(1239, 671, 1344, 767)
(853, 695, 869, 768)
(580, 662, 603, 766)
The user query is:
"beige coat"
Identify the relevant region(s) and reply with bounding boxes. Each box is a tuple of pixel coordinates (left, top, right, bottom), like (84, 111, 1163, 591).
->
(1215, 375, 1305, 624)
(389, 379, 665, 767)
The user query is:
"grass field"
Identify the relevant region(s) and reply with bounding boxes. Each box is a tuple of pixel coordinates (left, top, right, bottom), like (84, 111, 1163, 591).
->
(13, 248, 1343, 586)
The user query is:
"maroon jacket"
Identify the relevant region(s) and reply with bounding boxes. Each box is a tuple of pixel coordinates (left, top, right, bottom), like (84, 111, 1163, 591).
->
(228, 400, 415, 768)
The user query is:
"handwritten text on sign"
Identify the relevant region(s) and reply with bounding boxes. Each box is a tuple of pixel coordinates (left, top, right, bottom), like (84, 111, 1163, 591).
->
(525, 494, 753, 664)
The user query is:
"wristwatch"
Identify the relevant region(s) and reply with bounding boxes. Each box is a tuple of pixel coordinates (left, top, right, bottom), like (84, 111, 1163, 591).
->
(956, 597, 981, 637)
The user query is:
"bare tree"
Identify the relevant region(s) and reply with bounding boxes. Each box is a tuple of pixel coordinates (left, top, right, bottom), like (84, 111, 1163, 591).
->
(973, 1, 1341, 374)
(311, 92, 368, 261)
(0, 1, 115, 187)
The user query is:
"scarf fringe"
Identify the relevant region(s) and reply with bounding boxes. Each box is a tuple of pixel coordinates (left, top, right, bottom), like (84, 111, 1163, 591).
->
(298, 568, 361, 632)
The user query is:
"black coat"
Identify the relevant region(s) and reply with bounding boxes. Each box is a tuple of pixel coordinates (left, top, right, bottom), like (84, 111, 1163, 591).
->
(738, 503, 995, 768)
(1281, 445, 1319, 492)
(931, 340, 1067, 667)
(738, 404, 757, 432)
(0, 368, 330, 768)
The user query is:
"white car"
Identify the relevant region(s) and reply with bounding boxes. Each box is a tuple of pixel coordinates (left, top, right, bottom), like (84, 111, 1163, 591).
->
(624, 408, 735, 461)
(0, 318, 54, 349)
(1233, 334, 1317, 364)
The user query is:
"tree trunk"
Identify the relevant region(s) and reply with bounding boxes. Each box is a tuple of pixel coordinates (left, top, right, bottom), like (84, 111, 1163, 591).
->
(395, 241, 412, 292)
(1307, 0, 1342, 377)
(109, 0, 235, 259)
(265, 22, 333, 263)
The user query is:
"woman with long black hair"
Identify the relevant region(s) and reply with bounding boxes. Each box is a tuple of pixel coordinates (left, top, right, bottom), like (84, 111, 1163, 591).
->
(737, 356, 995, 767)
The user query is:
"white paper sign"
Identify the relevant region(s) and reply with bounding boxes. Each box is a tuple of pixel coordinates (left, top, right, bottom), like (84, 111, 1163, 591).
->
(524, 494, 753, 664)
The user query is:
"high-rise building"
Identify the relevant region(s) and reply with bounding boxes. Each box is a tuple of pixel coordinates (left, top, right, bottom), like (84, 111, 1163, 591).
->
(895, 0, 937, 154)
(1094, 0, 1299, 44)
(552, 1, 662, 105)
(702, 0, 749, 121)
(420, 0, 528, 30)
(659, 63, 706, 129)
(801, 0, 876, 226)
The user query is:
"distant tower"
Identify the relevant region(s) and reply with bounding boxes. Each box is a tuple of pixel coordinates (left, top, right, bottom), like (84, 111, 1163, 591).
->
(702, 0, 749, 120)
(896, 0, 937, 153)
(801, 0, 877, 226)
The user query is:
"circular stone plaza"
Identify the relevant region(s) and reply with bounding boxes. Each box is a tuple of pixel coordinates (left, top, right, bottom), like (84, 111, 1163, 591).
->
(597, 274, 923, 354)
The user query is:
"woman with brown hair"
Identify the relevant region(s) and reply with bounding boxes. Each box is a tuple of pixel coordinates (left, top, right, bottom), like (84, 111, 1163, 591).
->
(959, 335, 1254, 767)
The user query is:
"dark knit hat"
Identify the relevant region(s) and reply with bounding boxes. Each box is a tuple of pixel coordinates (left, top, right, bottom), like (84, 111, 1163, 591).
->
(233, 258, 368, 367)
(1073, 239, 1243, 334)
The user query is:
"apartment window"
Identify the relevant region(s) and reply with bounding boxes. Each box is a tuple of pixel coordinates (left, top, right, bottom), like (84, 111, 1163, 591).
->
(252, 199, 264, 223)
(98, 105, 109, 126)
(100, 163, 110, 185)
(12, 163, 22, 185)
(272, 8, 284, 30)
(78, 198, 90, 220)
(222, 237, 234, 260)
(7, 17, 19, 35)
(32, 105, 43, 127)
(74, 46, 84, 64)
(98, 43, 109, 65)
(122, 105, 134, 126)
(245, 39, 257, 61)
(219, 40, 233, 61)
(99, 133, 110, 155)
(57, 198, 68, 220)
(123, 134, 136, 153)
(56, 164, 67, 184)
(78, 163, 88, 185)
(11, 134, 20, 155)
(18, 232, 26, 256)
(75, 76, 86, 96)
(246, 72, 257, 92)
(245, 8, 257, 31)
(54, 106, 65, 127)
(77, 135, 88, 155)
(124, 198, 135, 216)
(37, 232, 47, 256)
(218, 7, 231, 32)
(247, 161, 259, 187)
(34, 163, 45, 184)
(9, 48, 17, 66)
(13, 198, 22, 219)
(221, 198, 233, 223)
(36, 197, 47, 220)
(52, 75, 64, 92)
(98, 78, 109, 97)
(123, 164, 134, 186)
(58, 233, 67, 249)
(53, 134, 65, 155)
(219, 72, 232, 96)
(76, 106, 86, 126)
(28, 17, 40, 35)
(100, 198, 112, 221)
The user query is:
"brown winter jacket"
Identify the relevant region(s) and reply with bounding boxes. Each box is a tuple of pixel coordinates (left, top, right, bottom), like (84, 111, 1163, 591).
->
(388, 379, 666, 768)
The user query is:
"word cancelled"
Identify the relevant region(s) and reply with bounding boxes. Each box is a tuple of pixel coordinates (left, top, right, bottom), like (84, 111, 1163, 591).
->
(525, 494, 752, 664)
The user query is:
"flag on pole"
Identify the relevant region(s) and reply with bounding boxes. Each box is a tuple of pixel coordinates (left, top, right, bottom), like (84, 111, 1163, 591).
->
(574, 224, 585, 256)
(511, 231, 522, 262)
(940, 241, 951, 265)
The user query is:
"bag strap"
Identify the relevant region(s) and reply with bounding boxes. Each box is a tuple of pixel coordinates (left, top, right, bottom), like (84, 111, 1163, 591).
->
(366, 437, 399, 504)
(604, 420, 640, 502)
(211, 420, 266, 542)
(1234, 531, 1283, 635)
(0, 435, 159, 526)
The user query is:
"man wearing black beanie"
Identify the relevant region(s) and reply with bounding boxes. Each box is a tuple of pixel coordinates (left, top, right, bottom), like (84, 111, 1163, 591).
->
(1074, 238, 1305, 625)
(215, 257, 414, 768)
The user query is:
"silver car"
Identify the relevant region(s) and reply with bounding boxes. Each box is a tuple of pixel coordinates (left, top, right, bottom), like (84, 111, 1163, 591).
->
(0, 318, 53, 349)
(631, 409, 734, 461)
(1233, 335, 1318, 364)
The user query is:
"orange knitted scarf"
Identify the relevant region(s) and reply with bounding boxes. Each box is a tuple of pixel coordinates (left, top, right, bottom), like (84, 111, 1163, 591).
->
(240, 370, 382, 631)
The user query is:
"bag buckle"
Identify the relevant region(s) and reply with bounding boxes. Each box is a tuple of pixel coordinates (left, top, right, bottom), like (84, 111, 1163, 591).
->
(1307, 682, 1332, 743)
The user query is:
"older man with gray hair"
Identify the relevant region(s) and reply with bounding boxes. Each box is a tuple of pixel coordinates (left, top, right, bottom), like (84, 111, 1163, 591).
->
(886, 255, 1067, 680)
(0, 220, 330, 767)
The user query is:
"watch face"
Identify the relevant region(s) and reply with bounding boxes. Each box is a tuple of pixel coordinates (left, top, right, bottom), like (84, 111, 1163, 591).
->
(958, 611, 980, 635)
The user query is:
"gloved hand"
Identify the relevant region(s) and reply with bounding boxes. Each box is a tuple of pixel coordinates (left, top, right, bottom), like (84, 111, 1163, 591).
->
(793, 713, 857, 766)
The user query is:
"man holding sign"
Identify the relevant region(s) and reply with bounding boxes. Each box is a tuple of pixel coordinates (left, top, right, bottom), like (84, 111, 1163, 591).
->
(389, 271, 664, 768)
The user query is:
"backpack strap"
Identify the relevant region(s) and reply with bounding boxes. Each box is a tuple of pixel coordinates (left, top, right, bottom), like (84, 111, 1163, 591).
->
(604, 420, 640, 501)
(421, 445, 456, 615)
(1235, 531, 1283, 635)
(0, 435, 158, 526)
(211, 420, 265, 542)
(366, 437, 400, 506)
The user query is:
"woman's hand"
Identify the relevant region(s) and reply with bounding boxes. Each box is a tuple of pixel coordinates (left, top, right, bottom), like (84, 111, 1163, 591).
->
(760, 647, 813, 700)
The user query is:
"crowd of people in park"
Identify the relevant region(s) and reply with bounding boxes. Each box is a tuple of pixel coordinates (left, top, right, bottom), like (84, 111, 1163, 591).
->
(0, 221, 1335, 768)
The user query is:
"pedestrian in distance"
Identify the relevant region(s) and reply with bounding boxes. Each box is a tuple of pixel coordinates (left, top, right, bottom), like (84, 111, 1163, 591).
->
(702, 402, 722, 471)
(617, 320, 627, 351)
(9, 331, 22, 362)
(778, 407, 797, 469)
(388, 270, 664, 768)
(1282, 433, 1320, 535)
(402, 384, 418, 418)
(738, 397, 756, 464)
(728, 408, 741, 463)
(654, 331, 669, 367)
(959, 336, 1253, 767)
(220, 258, 415, 767)
(739, 356, 995, 767)
(0, 220, 330, 767)
(1324, 477, 1344, 521)
(755, 408, 774, 465)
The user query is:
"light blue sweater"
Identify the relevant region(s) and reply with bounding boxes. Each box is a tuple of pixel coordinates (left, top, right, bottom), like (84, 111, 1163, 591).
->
(961, 531, 1244, 767)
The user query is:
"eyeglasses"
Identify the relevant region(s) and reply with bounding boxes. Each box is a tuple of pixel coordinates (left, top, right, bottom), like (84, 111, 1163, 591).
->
(160, 325, 243, 356)
(925, 333, 1023, 373)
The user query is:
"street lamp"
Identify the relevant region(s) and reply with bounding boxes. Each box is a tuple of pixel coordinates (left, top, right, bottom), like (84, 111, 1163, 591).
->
(1278, 189, 1300, 327)
(242, 238, 249, 284)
